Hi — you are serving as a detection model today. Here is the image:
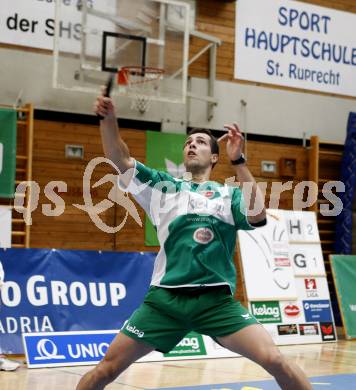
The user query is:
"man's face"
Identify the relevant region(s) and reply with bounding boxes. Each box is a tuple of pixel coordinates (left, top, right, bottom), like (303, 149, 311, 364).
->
(183, 133, 217, 171)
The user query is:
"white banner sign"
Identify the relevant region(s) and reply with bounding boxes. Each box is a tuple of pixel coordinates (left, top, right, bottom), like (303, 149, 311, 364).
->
(0, 0, 113, 54)
(0, 208, 12, 248)
(285, 211, 320, 242)
(296, 276, 330, 300)
(235, 0, 356, 97)
(290, 243, 326, 276)
(238, 210, 298, 301)
(239, 209, 336, 345)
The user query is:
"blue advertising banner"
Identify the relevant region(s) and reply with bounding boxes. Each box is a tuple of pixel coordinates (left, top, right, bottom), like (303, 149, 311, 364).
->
(0, 249, 155, 354)
(23, 330, 118, 368)
(303, 300, 332, 322)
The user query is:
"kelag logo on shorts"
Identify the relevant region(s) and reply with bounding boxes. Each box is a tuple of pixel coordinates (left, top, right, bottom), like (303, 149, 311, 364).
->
(250, 301, 281, 323)
(164, 332, 206, 358)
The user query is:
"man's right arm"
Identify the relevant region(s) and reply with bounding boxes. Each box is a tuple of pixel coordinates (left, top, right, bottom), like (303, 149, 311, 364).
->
(94, 91, 135, 174)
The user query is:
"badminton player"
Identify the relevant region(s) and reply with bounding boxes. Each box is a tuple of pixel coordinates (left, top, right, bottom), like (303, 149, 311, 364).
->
(76, 90, 311, 390)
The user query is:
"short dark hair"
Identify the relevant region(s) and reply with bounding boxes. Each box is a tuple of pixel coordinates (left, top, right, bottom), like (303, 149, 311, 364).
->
(187, 128, 219, 155)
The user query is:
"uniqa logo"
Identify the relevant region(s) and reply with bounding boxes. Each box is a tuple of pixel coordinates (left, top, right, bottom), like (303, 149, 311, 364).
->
(252, 304, 280, 317)
(34, 339, 66, 360)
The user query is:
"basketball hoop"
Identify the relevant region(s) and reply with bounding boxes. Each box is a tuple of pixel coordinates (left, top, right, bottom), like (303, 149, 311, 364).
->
(118, 66, 164, 114)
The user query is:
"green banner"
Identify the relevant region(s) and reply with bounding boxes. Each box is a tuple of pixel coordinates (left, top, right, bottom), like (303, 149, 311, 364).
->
(330, 255, 356, 339)
(250, 301, 282, 323)
(0, 108, 17, 198)
(163, 331, 207, 358)
(145, 131, 186, 246)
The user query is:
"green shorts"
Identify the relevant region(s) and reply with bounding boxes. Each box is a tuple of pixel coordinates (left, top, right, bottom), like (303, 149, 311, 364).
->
(120, 286, 258, 353)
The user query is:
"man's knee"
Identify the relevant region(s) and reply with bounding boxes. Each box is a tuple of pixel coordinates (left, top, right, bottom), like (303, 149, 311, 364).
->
(260, 350, 289, 375)
(94, 359, 120, 385)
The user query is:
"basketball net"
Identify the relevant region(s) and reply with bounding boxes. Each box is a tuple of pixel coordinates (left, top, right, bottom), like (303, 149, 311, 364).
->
(118, 66, 164, 114)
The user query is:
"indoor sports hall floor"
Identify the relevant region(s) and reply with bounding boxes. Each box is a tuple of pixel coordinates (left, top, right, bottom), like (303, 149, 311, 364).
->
(1, 339, 356, 389)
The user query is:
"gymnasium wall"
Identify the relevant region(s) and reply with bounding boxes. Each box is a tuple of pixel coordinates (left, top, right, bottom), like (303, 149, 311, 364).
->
(30, 120, 309, 251)
(188, 0, 356, 141)
(0, 0, 355, 142)
(30, 119, 309, 301)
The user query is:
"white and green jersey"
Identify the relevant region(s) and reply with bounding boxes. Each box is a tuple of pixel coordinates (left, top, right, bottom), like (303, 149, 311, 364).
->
(119, 160, 254, 294)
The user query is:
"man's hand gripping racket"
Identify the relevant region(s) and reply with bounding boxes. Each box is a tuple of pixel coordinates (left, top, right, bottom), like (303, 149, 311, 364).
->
(95, 74, 115, 120)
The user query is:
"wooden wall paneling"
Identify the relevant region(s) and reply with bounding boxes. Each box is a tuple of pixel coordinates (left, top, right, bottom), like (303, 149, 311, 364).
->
(307, 136, 344, 318)
(31, 121, 147, 251)
(308, 136, 319, 212)
(32, 120, 113, 250)
(32, 119, 336, 304)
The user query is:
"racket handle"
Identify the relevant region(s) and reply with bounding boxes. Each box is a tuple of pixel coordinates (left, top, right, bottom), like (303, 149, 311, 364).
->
(98, 74, 115, 121)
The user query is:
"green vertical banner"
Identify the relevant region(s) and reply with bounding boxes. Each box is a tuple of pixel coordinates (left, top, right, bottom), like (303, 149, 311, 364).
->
(0, 108, 17, 198)
(145, 131, 186, 246)
(330, 255, 356, 339)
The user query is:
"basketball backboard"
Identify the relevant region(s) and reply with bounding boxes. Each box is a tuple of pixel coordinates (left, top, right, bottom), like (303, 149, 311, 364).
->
(52, 0, 192, 106)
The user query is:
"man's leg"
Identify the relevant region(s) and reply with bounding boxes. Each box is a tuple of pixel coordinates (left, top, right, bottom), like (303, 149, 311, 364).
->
(76, 332, 154, 390)
(217, 324, 312, 390)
